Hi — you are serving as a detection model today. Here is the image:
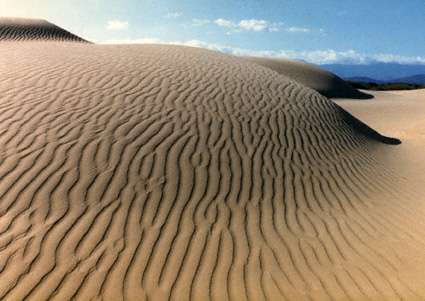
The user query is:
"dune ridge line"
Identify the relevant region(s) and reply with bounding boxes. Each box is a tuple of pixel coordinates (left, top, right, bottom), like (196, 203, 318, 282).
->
(0, 19, 424, 301)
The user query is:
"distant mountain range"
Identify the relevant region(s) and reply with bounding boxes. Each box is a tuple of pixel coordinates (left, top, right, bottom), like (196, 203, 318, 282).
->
(345, 74, 425, 85)
(344, 77, 384, 84)
(320, 63, 425, 84)
(387, 74, 425, 85)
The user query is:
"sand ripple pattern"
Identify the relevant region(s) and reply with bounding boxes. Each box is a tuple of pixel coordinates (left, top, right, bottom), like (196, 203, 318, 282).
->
(0, 43, 424, 301)
(244, 57, 372, 99)
(0, 18, 88, 42)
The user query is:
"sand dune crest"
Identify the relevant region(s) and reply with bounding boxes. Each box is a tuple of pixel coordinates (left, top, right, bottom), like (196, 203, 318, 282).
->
(0, 36, 424, 301)
(0, 17, 88, 42)
(245, 56, 372, 99)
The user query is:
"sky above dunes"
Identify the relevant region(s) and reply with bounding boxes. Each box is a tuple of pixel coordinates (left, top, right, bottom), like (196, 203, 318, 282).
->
(1, 0, 424, 65)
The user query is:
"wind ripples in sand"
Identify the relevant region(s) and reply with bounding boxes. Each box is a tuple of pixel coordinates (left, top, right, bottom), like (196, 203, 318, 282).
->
(0, 18, 88, 42)
(0, 40, 424, 301)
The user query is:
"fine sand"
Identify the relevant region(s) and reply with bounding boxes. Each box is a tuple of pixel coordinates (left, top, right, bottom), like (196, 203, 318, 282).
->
(1, 20, 425, 301)
(0, 17, 88, 42)
(336, 89, 425, 188)
(245, 57, 372, 99)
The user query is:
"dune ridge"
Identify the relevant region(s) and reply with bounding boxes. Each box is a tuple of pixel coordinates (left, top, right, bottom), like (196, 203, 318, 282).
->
(0, 17, 88, 42)
(0, 39, 424, 301)
(245, 56, 373, 99)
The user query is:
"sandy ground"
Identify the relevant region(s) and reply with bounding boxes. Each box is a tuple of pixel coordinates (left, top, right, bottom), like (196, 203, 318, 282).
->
(335, 89, 425, 301)
(0, 17, 88, 42)
(1, 19, 425, 301)
(336, 89, 425, 195)
(244, 57, 372, 99)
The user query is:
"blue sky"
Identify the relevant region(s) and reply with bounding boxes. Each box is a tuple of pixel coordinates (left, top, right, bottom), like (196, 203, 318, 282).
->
(1, 0, 424, 64)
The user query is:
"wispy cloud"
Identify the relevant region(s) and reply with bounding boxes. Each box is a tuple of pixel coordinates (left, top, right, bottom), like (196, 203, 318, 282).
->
(194, 18, 310, 34)
(106, 20, 129, 31)
(213, 18, 234, 28)
(286, 27, 310, 33)
(101, 38, 425, 65)
(165, 12, 182, 19)
(212, 18, 281, 33)
(238, 19, 271, 32)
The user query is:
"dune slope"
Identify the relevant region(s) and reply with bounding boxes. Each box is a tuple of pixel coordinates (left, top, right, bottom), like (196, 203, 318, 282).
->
(0, 17, 88, 42)
(0, 42, 424, 301)
(245, 56, 372, 99)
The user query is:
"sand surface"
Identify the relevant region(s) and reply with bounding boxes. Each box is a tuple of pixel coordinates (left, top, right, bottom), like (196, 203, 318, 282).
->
(336, 89, 425, 190)
(1, 21, 425, 301)
(0, 17, 88, 42)
(245, 57, 372, 99)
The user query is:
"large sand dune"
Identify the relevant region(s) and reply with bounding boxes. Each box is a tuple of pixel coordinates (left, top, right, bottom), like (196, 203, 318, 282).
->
(1, 20, 425, 301)
(336, 89, 425, 190)
(245, 57, 372, 99)
(0, 17, 88, 42)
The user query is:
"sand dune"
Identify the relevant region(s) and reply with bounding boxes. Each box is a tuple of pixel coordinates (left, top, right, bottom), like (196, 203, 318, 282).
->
(337, 89, 425, 187)
(0, 17, 88, 42)
(1, 21, 425, 301)
(245, 57, 372, 99)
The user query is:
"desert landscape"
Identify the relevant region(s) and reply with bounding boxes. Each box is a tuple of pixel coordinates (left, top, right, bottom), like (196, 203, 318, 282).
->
(1, 17, 425, 301)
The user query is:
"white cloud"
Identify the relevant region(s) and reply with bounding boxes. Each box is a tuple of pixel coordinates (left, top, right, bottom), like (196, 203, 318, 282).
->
(100, 38, 425, 65)
(286, 27, 310, 33)
(238, 19, 268, 32)
(165, 12, 182, 19)
(201, 18, 311, 34)
(106, 20, 129, 31)
(214, 18, 234, 28)
(212, 18, 282, 33)
(370, 53, 425, 64)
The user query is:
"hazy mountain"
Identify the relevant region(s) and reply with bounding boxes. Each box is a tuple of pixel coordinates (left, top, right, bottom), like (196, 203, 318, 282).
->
(389, 74, 425, 85)
(344, 74, 425, 85)
(321, 63, 425, 81)
(345, 77, 384, 84)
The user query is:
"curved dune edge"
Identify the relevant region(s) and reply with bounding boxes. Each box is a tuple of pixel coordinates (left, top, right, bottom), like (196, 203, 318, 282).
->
(0, 17, 89, 42)
(244, 56, 373, 100)
(338, 107, 401, 145)
(0, 42, 424, 301)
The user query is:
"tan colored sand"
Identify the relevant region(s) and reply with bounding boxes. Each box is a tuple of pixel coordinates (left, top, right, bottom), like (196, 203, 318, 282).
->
(0, 17, 88, 42)
(245, 56, 372, 99)
(336, 89, 425, 190)
(335, 90, 425, 300)
(1, 20, 425, 301)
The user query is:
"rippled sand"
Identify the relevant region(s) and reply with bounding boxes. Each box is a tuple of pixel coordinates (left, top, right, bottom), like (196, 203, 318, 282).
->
(1, 19, 425, 301)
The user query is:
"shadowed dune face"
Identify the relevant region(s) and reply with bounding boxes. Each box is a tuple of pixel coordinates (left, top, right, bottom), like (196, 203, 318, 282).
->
(245, 57, 373, 99)
(0, 17, 88, 42)
(0, 42, 424, 301)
